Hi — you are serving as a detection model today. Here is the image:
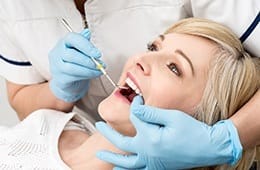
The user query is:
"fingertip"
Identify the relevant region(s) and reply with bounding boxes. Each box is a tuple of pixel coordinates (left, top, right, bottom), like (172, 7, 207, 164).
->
(134, 95, 144, 103)
(96, 150, 113, 162)
(80, 29, 91, 39)
(131, 95, 144, 108)
(95, 121, 106, 130)
(130, 95, 144, 114)
(99, 60, 107, 68)
(96, 151, 101, 157)
(90, 48, 101, 58)
(96, 150, 104, 159)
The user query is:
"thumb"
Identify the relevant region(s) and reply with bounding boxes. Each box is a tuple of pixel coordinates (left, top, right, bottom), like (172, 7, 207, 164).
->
(130, 95, 144, 116)
(131, 105, 174, 126)
(131, 95, 144, 107)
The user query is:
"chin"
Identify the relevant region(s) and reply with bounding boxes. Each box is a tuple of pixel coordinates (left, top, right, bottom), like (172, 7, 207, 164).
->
(98, 94, 136, 136)
(97, 98, 110, 121)
(98, 94, 130, 123)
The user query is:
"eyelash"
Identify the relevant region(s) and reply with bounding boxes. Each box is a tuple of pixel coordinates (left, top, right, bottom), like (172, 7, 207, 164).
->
(147, 42, 181, 76)
(147, 42, 158, 51)
(166, 62, 181, 76)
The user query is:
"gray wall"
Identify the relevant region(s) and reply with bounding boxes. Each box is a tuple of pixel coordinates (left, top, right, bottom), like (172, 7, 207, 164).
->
(0, 77, 19, 126)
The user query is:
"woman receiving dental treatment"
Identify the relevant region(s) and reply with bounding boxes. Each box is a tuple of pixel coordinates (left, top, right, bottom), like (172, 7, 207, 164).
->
(0, 18, 259, 169)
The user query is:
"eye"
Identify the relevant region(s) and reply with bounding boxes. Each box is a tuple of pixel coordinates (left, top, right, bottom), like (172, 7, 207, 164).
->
(147, 42, 158, 51)
(166, 62, 181, 76)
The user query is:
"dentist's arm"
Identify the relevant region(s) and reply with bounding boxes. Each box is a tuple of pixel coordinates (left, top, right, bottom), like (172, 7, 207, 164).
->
(230, 90, 260, 148)
(96, 91, 259, 169)
(6, 81, 74, 120)
(7, 29, 103, 120)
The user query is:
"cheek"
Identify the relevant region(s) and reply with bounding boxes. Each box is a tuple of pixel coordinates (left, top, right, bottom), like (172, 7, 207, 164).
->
(98, 95, 136, 136)
(144, 79, 194, 113)
(145, 84, 179, 108)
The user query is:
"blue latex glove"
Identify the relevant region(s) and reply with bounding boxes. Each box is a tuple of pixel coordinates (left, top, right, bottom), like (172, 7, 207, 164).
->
(49, 29, 103, 102)
(96, 96, 242, 170)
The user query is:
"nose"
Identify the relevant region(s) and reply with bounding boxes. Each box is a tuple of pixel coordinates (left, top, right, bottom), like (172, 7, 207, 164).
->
(134, 54, 151, 76)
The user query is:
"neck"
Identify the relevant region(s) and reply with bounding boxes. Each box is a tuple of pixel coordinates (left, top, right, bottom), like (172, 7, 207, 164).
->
(59, 130, 121, 169)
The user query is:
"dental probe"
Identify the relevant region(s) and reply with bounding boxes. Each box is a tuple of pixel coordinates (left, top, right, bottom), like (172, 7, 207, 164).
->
(61, 18, 127, 90)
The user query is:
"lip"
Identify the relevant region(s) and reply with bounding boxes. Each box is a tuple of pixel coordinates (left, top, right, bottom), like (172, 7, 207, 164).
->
(126, 72, 141, 91)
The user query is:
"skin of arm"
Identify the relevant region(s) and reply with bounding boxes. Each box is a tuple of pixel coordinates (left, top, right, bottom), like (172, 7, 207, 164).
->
(6, 81, 74, 120)
(230, 89, 260, 149)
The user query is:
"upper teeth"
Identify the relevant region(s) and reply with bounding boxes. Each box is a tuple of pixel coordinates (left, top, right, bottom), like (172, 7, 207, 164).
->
(125, 77, 142, 96)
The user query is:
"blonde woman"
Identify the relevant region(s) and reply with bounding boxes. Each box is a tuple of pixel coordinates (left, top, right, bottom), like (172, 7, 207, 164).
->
(0, 18, 259, 169)
(97, 18, 260, 170)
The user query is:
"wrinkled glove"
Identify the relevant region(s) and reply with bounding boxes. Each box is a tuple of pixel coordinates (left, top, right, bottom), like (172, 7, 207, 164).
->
(96, 96, 242, 170)
(49, 29, 103, 102)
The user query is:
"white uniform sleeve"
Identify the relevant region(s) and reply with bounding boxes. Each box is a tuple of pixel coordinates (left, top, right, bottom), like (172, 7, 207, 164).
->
(0, 2, 47, 84)
(0, 20, 45, 84)
(0, 0, 85, 84)
(186, 0, 260, 57)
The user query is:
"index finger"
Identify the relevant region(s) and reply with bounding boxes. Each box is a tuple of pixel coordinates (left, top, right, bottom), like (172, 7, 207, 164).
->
(64, 32, 101, 58)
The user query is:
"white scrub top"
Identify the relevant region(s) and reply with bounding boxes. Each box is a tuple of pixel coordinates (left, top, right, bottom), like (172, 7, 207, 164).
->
(187, 0, 260, 58)
(0, 0, 189, 121)
(0, 0, 259, 121)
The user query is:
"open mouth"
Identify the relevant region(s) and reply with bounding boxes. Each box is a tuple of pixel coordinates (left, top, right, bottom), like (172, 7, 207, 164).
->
(119, 77, 142, 103)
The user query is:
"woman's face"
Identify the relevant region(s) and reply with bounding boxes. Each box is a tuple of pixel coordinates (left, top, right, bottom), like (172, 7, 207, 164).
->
(98, 33, 217, 135)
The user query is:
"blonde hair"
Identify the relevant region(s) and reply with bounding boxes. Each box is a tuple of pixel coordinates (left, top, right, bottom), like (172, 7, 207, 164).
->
(165, 18, 260, 170)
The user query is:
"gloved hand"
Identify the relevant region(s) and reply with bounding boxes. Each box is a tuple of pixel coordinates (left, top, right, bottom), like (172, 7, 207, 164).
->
(49, 29, 103, 102)
(96, 96, 242, 170)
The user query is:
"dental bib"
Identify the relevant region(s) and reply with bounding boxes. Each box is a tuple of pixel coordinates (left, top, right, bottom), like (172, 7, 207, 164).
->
(0, 109, 93, 170)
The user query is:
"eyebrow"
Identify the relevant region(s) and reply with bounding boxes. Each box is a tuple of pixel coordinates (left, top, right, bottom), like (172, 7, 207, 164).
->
(158, 35, 194, 75)
(175, 49, 195, 76)
(159, 34, 165, 41)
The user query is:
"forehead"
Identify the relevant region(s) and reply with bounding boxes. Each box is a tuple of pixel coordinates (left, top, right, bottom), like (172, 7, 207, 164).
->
(160, 33, 215, 49)
(160, 33, 216, 60)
